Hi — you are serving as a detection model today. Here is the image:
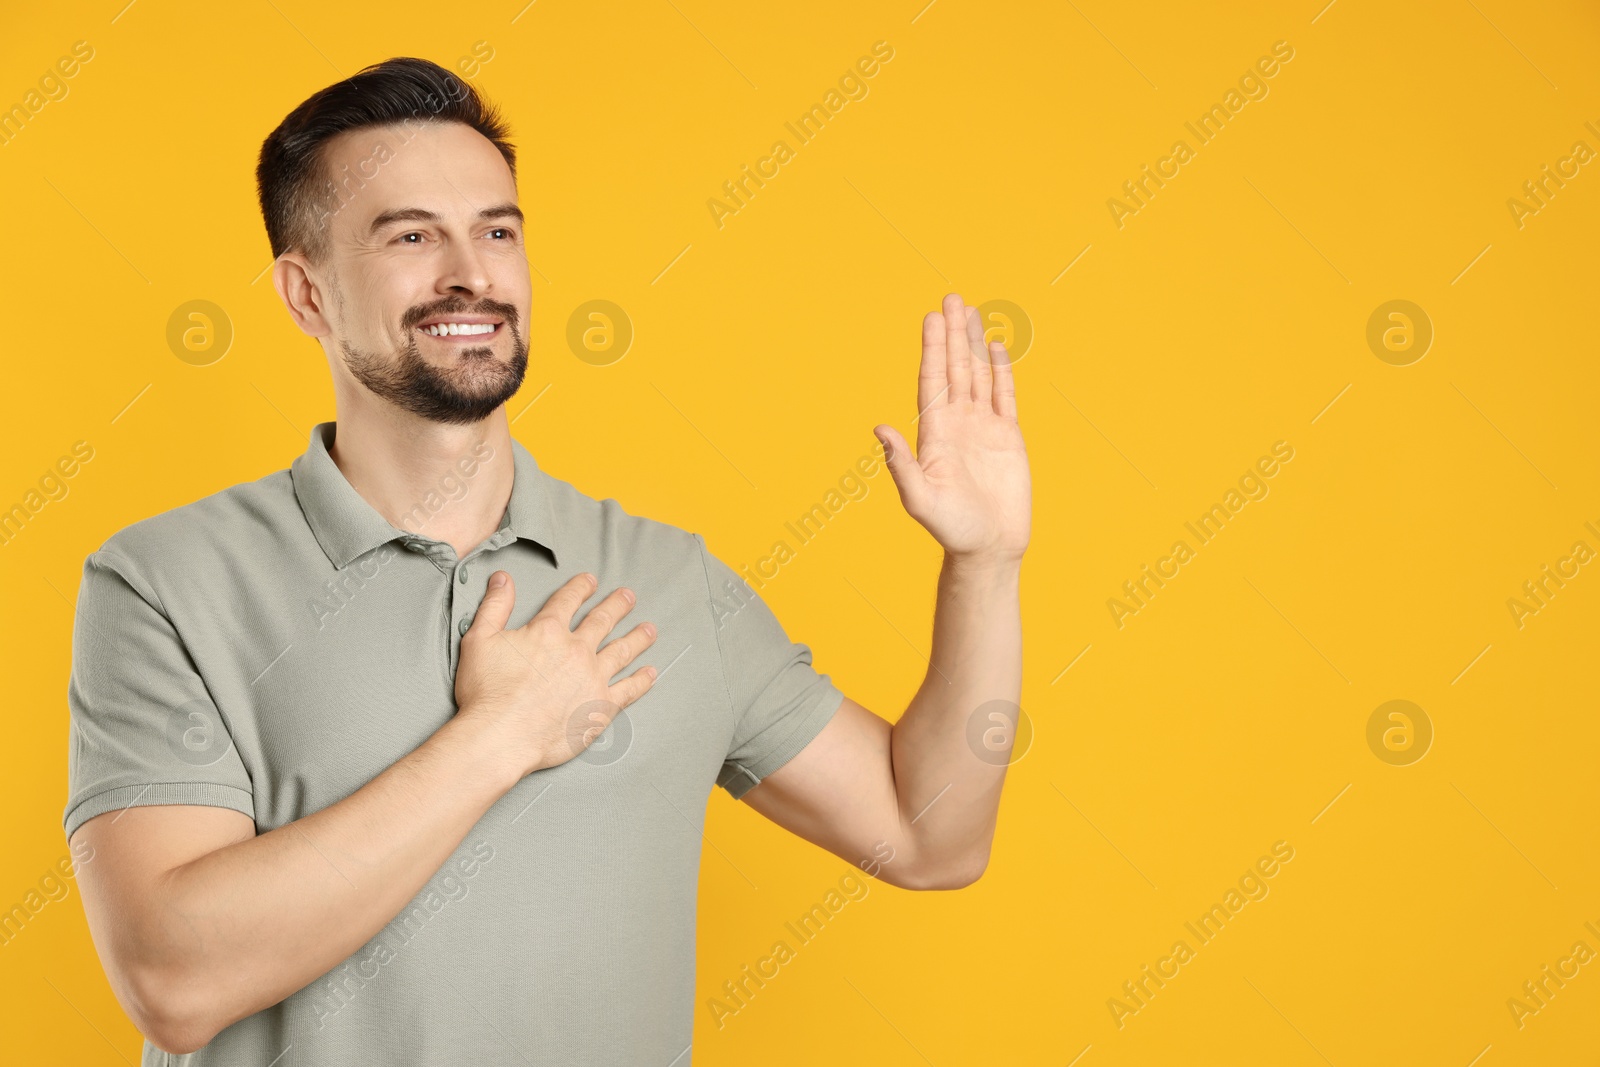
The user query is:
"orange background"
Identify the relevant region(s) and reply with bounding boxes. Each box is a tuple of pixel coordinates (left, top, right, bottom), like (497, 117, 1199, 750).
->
(2, 1, 1598, 1063)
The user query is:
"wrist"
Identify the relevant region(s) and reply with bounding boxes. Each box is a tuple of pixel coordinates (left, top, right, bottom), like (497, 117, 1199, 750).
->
(943, 549, 1023, 580)
(434, 707, 529, 794)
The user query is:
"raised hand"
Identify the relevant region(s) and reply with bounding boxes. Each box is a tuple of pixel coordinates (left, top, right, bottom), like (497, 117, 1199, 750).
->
(874, 292, 1032, 567)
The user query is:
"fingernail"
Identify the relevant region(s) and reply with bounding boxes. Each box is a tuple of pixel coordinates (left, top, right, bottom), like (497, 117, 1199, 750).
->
(491, 572, 507, 589)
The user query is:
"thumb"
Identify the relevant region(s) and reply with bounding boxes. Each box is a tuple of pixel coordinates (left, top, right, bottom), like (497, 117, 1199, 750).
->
(471, 570, 517, 634)
(874, 425, 926, 505)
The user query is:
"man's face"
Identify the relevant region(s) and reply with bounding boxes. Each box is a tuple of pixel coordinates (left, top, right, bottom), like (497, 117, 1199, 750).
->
(310, 120, 530, 425)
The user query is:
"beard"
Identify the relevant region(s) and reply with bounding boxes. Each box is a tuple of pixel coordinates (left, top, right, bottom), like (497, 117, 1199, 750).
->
(339, 297, 528, 426)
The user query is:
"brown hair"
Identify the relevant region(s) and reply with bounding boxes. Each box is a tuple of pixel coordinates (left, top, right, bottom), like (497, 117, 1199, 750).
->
(255, 56, 516, 263)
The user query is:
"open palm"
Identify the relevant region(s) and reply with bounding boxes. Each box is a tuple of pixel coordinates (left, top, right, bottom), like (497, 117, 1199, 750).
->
(874, 293, 1032, 565)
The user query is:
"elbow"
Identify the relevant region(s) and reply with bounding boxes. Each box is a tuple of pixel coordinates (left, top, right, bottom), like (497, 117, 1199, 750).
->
(144, 1017, 218, 1058)
(123, 962, 223, 1055)
(921, 859, 988, 891)
(138, 999, 219, 1056)
(889, 850, 990, 891)
(82, 863, 234, 1055)
(144, 1022, 213, 1058)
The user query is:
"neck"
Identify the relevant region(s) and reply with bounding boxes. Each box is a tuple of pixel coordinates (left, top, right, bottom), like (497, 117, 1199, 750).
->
(327, 401, 515, 560)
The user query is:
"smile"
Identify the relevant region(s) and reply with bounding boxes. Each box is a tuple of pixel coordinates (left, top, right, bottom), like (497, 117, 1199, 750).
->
(417, 320, 502, 338)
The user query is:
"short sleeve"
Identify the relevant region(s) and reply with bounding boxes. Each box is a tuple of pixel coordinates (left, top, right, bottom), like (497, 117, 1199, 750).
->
(694, 534, 846, 799)
(63, 549, 255, 840)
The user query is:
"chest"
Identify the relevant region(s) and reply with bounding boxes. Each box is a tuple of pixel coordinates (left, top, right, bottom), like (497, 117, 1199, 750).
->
(186, 539, 731, 830)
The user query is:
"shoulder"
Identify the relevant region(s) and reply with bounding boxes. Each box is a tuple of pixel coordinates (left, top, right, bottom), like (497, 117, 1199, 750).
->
(537, 466, 708, 566)
(533, 468, 756, 622)
(89, 468, 298, 592)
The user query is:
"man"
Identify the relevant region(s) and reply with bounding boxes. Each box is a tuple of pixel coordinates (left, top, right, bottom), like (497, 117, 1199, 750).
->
(64, 57, 1029, 1064)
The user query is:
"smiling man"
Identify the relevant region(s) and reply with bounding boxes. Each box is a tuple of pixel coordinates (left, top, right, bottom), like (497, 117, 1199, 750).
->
(63, 57, 1030, 1065)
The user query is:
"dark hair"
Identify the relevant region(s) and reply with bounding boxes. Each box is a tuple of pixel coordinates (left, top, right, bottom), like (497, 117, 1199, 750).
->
(255, 56, 516, 263)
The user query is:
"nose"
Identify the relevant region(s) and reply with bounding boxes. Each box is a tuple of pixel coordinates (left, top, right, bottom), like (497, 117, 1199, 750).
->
(438, 233, 492, 297)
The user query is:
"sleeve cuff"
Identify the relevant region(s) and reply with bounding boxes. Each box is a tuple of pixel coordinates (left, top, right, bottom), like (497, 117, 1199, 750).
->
(64, 782, 255, 839)
(717, 683, 847, 800)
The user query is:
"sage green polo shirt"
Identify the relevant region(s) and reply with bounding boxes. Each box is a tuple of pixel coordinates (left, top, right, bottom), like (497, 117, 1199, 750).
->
(63, 420, 846, 1066)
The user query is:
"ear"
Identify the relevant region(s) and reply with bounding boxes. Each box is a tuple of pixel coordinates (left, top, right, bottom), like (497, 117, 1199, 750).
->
(273, 252, 333, 339)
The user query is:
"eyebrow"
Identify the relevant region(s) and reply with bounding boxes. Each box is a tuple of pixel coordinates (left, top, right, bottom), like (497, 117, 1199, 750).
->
(368, 202, 524, 236)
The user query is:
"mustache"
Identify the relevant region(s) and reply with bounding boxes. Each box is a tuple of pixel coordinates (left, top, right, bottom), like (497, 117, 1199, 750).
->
(402, 297, 520, 331)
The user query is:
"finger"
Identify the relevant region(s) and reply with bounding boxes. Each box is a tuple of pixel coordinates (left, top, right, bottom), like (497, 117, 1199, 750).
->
(572, 586, 637, 647)
(597, 620, 658, 677)
(534, 571, 598, 627)
(874, 424, 928, 511)
(564, 699, 625, 758)
(918, 310, 948, 414)
(989, 339, 1018, 420)
(966, 305, 993, 407)
(607, 664, 659, 710)
(469, 571, 517, 636)
(943, 293, 971, 406)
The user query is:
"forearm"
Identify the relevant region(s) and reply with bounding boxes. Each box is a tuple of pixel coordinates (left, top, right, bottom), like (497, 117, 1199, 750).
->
(888, 552, 1022, 883)
(141, 712, 522, 1047)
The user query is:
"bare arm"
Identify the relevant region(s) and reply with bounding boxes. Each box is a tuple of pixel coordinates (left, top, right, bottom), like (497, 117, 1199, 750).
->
(73, 570, 656, 1054)
(742, 555, 1022, 888)
(738, 294, 1030, 889)
(76, 715, 519, 1054)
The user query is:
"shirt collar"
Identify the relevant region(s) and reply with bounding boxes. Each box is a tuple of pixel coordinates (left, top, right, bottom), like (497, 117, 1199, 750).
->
(291, 421, 560, 570)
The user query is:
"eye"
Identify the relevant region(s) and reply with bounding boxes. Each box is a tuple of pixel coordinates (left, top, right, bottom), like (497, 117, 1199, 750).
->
(398, 232, 425, 244)
(488, 227, 515, 240)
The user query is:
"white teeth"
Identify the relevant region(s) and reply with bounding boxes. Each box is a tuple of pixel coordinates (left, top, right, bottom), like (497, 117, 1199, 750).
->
(422, 322, 497, 336)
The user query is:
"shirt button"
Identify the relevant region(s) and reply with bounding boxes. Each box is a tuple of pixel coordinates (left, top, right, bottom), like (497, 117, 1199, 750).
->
(458, 618, 471, 635)
(458, 567, 469, 584)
